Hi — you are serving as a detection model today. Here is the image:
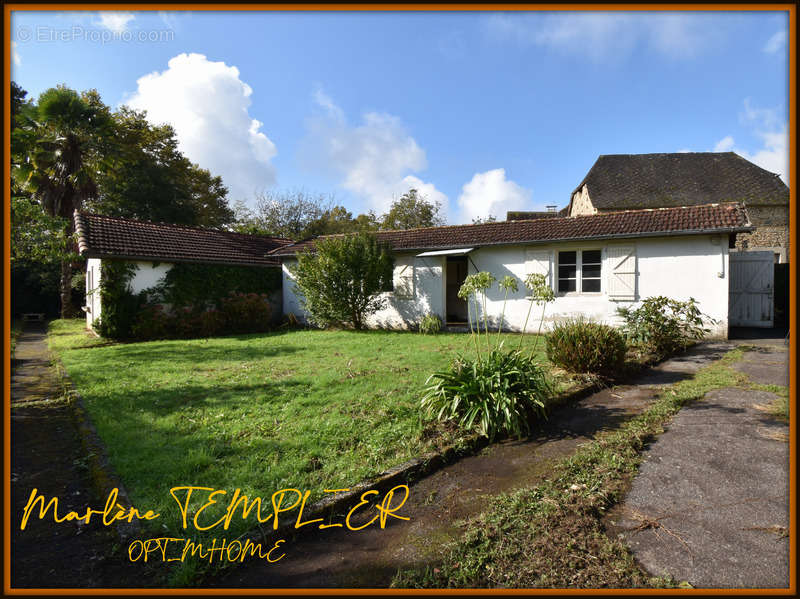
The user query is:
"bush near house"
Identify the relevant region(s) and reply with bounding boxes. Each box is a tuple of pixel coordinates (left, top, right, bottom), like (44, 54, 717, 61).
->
(290, 232, 393, 329)
(131, 292, 272, 340)
(545, 318, 627, 377)
(617, 296, 713, 358)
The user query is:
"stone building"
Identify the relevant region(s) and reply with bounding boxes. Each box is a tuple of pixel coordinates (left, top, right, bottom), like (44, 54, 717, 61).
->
(564, 152, 790, 263)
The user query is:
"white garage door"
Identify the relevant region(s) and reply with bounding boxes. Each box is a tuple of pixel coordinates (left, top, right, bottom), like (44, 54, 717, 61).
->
(729, 251, 774, 327)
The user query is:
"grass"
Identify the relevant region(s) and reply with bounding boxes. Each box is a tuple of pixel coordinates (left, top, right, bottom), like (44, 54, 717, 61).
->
(48, 319, 556, 584)
(391, 347, 749, 589)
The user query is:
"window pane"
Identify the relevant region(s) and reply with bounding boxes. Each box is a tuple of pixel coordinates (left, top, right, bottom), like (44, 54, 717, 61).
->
(559, 279, 576, 293)
(558, 264, 577, 279)
(582, 278, 601, 292)
(559, 251, 576, 264)
(583, 250, 601, 264)
(583, 264, 601, 279)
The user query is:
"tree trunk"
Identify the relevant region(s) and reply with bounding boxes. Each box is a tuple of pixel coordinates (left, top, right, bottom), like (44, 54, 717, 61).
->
(60, 260, 75, 319)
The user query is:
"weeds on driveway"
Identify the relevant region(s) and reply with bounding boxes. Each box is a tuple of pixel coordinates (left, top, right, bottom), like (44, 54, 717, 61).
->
(392, 347, 748, 588)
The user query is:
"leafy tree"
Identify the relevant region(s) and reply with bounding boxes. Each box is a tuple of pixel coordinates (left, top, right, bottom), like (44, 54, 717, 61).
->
(380, 188, 444, 230)
(291, 233, 393, 329)
(233, 190, 336, 239)
(471, 215, 497, 225)
(11, 82, 237, 317)
(233, 190, 380, 239)
(88, 107, 233, 227)
(12, 85, 114, 317)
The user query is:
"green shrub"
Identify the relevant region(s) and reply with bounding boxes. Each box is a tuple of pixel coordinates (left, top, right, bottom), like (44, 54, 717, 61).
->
(131, 304, 172, 340)
(219, 292, 272, 333)
(617, 296, 713, 358)
(421, 347, 554, 441)
(545, 317, 626, 376)
(418, 313, 442, 335)
(130, 293, 272, 340)
(291, 232, 393, 329)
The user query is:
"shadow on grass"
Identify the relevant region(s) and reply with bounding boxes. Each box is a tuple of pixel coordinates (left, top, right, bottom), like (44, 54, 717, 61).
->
(78, 340, 304, 366)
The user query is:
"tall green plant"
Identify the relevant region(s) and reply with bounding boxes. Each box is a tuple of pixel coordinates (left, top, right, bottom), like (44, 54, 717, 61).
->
(518, 273, 555, 352)
(497, 275, 519, 343)
(423, 270, 555, 440)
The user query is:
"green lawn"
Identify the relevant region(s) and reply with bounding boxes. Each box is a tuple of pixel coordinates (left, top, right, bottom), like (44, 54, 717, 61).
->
(49, 319, 554, 560)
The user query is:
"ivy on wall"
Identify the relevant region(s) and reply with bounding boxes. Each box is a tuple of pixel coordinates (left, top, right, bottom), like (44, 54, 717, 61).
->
(145, 262, 282, 308)
(96, 260, 144, 339)
(95, 260, 282, 340)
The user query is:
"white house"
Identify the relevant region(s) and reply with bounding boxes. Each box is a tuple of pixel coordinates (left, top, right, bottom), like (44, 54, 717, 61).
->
(273, 203, 753, 338)
(74, 211, 290, 330)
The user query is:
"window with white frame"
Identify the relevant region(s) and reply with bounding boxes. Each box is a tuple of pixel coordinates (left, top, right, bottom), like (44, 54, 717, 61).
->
(557, 249, 602, 293)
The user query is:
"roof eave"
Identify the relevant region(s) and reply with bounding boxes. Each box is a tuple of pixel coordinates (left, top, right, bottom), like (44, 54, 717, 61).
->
(272, 226, 753, 258)
(80, 251, 282, 268)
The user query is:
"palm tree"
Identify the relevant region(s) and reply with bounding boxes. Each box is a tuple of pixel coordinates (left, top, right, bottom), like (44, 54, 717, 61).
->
(13, 86, 113, 317)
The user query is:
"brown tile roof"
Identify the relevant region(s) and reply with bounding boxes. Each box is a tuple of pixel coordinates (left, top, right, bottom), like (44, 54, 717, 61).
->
(507, 207, 568, 220)
(574, 152, 789, 210)
(74, 211, 292, 267)
(272, 203, 752, 257)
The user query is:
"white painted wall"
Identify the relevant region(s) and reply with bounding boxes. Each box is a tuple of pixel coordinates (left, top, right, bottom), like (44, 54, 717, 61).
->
(129, 261, 173, 294)
(85, 258, 102, 328)
(281, 234, 730, 337)
(85, 260, 173, 329)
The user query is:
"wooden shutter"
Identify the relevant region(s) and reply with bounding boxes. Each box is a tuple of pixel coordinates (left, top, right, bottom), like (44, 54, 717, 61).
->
(525, 250, 553, 289)
(606, 246, 636, 300)
(393, 256, 414, 299)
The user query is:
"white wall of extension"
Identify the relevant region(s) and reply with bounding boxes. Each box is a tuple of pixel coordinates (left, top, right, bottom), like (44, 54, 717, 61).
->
(283, 233, 731, 337)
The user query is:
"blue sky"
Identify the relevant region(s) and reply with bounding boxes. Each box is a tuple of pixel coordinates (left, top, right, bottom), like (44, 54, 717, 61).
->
(10, 9, 790, 224)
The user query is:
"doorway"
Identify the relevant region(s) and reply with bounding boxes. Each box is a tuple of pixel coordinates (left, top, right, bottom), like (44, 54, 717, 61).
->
(446, 256, 469, 324)
(729, 251, 774, 327)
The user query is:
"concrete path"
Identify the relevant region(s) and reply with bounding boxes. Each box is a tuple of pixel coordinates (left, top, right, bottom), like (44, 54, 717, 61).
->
(10, 322, 150, 589)
(216, 342, 737, 588)
(610, 342, 790, 588)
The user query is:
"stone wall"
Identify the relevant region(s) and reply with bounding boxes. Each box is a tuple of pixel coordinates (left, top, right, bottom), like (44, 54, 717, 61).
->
(569, 185, 597, 216)
(735, 204, 790, 262)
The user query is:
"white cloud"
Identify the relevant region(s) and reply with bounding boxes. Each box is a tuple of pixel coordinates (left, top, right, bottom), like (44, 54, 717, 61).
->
(457, 169, 531, 223)
(301, 91, 446, 214)
(486, 12, 716, 61)
(95, 11, 135, 33)
(713, 99, 788, 184)
(713, 136, 735, 152)
(125, 53, 277, 204)
(11, 41, 20, 66)
(763, 30, 787, 54)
